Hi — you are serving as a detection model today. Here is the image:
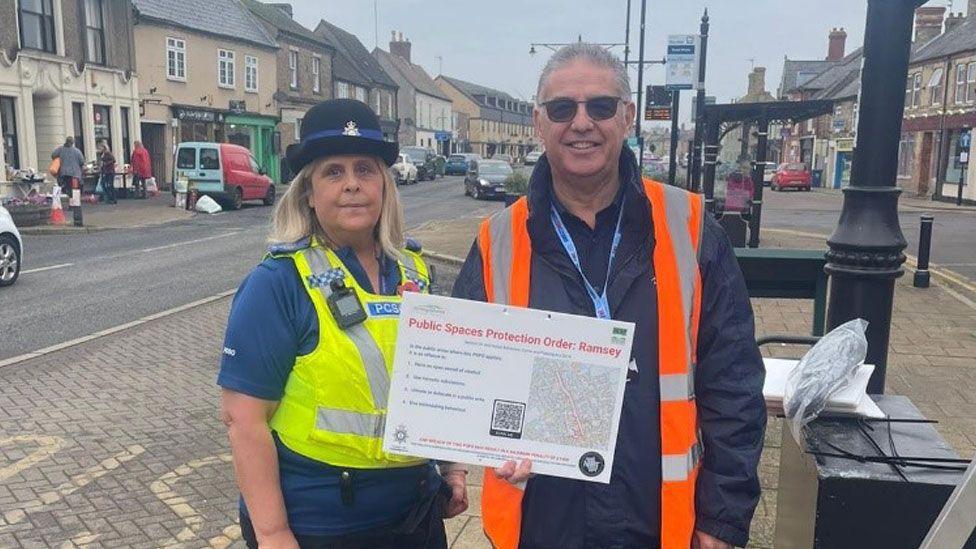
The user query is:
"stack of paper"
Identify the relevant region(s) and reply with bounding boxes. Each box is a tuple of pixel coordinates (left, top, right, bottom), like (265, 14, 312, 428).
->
(763, 358, 885, 419)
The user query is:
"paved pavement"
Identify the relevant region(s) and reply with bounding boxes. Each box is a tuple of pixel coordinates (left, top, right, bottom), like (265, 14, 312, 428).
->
(1, 179, 974, 548)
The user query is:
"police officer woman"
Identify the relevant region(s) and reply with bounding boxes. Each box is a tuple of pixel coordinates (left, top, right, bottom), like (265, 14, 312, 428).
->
(218, 99, 468, 549)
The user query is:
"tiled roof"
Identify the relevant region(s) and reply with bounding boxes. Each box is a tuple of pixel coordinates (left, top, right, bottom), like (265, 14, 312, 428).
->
(802, 48, 863, 92)
(439, 75, 518, 104)
(438, 75, 532, 123)
(133, 0, 277, 49)
(912, 16, 976, 64)
(779, 58, 836, 96)
(372, 49, 450, 101)
(240, 0, 328, 47)
(314, 20, 397, 90)
(814, 67, 861, 101)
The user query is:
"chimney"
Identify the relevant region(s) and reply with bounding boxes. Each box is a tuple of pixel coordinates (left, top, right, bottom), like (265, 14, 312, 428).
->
(269, 3, 293, 19)
(914, 6, 945, 45)
(747, 67, 767, 97)
(390, 31, 411, 63)
(946, 12, 965, 32)
(827, 28, 847, 61)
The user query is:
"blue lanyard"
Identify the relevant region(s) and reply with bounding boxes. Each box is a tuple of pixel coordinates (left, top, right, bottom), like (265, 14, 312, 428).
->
(549, 197, 626, 320)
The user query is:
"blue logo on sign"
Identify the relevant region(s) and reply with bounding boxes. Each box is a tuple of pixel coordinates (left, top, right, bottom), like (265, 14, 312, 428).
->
(368, 302, 401, 317)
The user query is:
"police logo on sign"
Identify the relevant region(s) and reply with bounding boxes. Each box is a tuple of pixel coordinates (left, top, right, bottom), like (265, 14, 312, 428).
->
(367, 302, 401, 317)
(579, 452, 606, 477)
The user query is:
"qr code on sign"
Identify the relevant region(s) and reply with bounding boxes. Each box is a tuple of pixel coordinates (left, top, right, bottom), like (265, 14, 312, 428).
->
(490, 399, 525, 439)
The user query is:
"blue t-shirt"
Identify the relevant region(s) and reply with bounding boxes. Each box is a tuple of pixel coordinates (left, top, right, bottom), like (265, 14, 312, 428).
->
(217, 246, 438, 536)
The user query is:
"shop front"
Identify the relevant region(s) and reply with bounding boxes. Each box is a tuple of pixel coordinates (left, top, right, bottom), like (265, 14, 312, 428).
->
(831, 138, 855, 189)
(224, 112, 280, 184)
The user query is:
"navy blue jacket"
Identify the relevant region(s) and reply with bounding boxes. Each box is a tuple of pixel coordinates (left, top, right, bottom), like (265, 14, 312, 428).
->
(451, 149, 766, 548)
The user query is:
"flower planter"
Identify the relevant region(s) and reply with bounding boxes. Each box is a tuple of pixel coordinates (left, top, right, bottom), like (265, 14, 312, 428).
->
(7, 204, 52, 226)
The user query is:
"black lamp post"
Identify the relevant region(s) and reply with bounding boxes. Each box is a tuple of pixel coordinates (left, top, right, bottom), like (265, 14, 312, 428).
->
(689, 9, 709, 193)
(825, 0, 925, 394)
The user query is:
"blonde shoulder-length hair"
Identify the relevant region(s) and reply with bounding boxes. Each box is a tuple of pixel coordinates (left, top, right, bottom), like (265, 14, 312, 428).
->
(269, 156, 405, 261)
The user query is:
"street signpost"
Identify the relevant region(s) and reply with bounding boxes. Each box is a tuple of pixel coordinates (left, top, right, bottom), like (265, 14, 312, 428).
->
(666, 34, 699, 91)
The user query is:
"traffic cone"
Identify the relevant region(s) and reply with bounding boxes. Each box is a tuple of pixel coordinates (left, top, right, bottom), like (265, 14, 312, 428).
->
(49, 187, 67, 225)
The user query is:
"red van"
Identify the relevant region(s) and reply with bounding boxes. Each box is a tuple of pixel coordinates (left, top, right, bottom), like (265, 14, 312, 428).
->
(174, 142, 275, 209)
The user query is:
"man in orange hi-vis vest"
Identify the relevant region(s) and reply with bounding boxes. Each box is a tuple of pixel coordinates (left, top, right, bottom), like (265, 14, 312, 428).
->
(450, 43, 766, 549)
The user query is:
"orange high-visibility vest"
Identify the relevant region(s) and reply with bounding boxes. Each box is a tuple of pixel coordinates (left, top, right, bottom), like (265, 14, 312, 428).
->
(477, 178, 704, 549)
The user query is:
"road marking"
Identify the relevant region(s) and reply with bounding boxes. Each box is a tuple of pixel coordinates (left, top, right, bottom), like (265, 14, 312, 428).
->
(139, 231, 241, 253)
(3, 444, 145, 526)
(150, 453, 240, 547)
(21, 263, 74, 274)
(938, 263, 976, 267)
(0, 289, 237, 369)
(0, 434, 65, 482)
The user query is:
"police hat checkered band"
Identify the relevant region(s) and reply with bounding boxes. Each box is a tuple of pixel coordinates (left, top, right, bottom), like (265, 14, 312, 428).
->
(411, 278, 428, 291)
(304, 128, 385, 143)
(307, 268, 346, 288)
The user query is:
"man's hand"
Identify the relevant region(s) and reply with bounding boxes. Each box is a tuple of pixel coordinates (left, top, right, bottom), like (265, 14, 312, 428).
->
(442, 470, 469, 518)
(692, 530, 733, 549)
(494, 459, 532, 486)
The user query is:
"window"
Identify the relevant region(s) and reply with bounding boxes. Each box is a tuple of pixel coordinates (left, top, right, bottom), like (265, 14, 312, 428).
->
(289, 50, 298, 89)
(72, 102, 86, 157)
(83, 0, 105, 64)
(955, 64, 967, 104)
(897, 133, 916, 177)
(386, 93, 393, 118)
(18, 0, 56, 53)
(355, 87, 366, 102)
(176, 148, 196, 170)
(372, 91, 380, 114)
(929, 68, 944, 106)
(968, 62, 976, 103)
(120, 106, 131, 162)
(92, 105, 112, 152)
(1, 97, 20, 170)
(336, 81, 349, 99)
(312, 57, 321, 93)
(218, 49, 236, 88)
(295, 117, 302, 141)
(166, 37, 186, 81)
(245, 55, 258, 93)
(199, 148, 219, 170)
(905, 73, 922, 109)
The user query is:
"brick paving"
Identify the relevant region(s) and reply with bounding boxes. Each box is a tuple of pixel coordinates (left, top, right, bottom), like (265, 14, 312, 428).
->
(1, 224, 973, 548)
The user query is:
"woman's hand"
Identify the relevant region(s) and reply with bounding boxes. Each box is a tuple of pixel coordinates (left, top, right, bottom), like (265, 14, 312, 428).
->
(442, 470, 469, 518)
(494, 459, 533, 486)
(256, 528, 300, 549)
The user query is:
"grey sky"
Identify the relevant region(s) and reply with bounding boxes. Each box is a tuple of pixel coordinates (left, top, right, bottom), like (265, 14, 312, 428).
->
(289, 0, 956, 125)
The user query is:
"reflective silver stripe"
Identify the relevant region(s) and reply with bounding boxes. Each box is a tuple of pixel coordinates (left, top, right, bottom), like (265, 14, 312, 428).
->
(302, 248, 391, 409)
(316, 407, 386, 438)
(660, 184, 701, 370)
(483, 208, 515, 305)
(661, 441, 703, 482)
(659, 371, 695, 401)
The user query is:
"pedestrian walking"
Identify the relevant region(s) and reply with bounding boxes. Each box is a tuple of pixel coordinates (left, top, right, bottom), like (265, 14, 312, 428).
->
(453, 43, 766, 549)
(218, 99, 468, 549)
(130, 141, 152, 199)
(51, 137, 85, 197)
(97, 142, 117, 204)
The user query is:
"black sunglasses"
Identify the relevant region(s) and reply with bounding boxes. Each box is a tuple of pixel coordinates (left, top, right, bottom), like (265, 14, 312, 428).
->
(541, 96, 624, 123)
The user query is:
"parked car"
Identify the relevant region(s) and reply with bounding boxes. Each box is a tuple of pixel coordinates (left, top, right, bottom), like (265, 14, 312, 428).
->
(524, 151, 543, 165)
(445, 154, 474, 175)
(465, 159, 513, 200)
(392, 153, 418, 185)
(174, 142, 275, 210)
(771, 162, 812, 191)
(763, 163, 779, 185)
(401, 146, 437, 181)
(492, 153, 514, 166)
(0, 205, 23, 287)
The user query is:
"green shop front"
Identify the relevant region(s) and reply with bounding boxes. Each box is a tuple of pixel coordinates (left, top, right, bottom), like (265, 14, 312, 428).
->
(224, 108, 280, 183)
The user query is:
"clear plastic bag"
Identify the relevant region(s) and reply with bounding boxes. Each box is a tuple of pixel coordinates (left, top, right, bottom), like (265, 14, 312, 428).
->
(783, 318, 869, 447)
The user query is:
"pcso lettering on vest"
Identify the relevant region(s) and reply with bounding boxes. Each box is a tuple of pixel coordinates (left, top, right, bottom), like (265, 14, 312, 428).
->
(406, 318, 624, 358)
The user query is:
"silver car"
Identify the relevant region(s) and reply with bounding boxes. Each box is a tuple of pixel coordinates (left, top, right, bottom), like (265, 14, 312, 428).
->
(0, 205, 23, 286)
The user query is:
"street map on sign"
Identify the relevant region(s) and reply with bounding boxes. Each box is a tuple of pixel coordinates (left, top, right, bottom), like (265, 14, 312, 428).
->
(383, 293, 634, 483)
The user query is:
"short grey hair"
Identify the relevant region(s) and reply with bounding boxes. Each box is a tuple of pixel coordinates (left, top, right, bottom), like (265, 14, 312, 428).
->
(536, 43, 631, 104)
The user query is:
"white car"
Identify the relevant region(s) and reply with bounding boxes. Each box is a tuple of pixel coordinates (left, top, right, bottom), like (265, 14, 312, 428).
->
(392, 153, 418, 185)
(0, 205, 23, 287)
(525, 151, 543, 165)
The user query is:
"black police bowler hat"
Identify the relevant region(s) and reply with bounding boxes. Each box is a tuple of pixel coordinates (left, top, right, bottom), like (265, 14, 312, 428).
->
(286, 99, 398, 172)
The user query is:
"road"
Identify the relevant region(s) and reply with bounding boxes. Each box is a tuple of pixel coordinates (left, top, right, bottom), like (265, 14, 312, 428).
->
(0, 175, 497, 361)
(3, 176, 972, 362)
